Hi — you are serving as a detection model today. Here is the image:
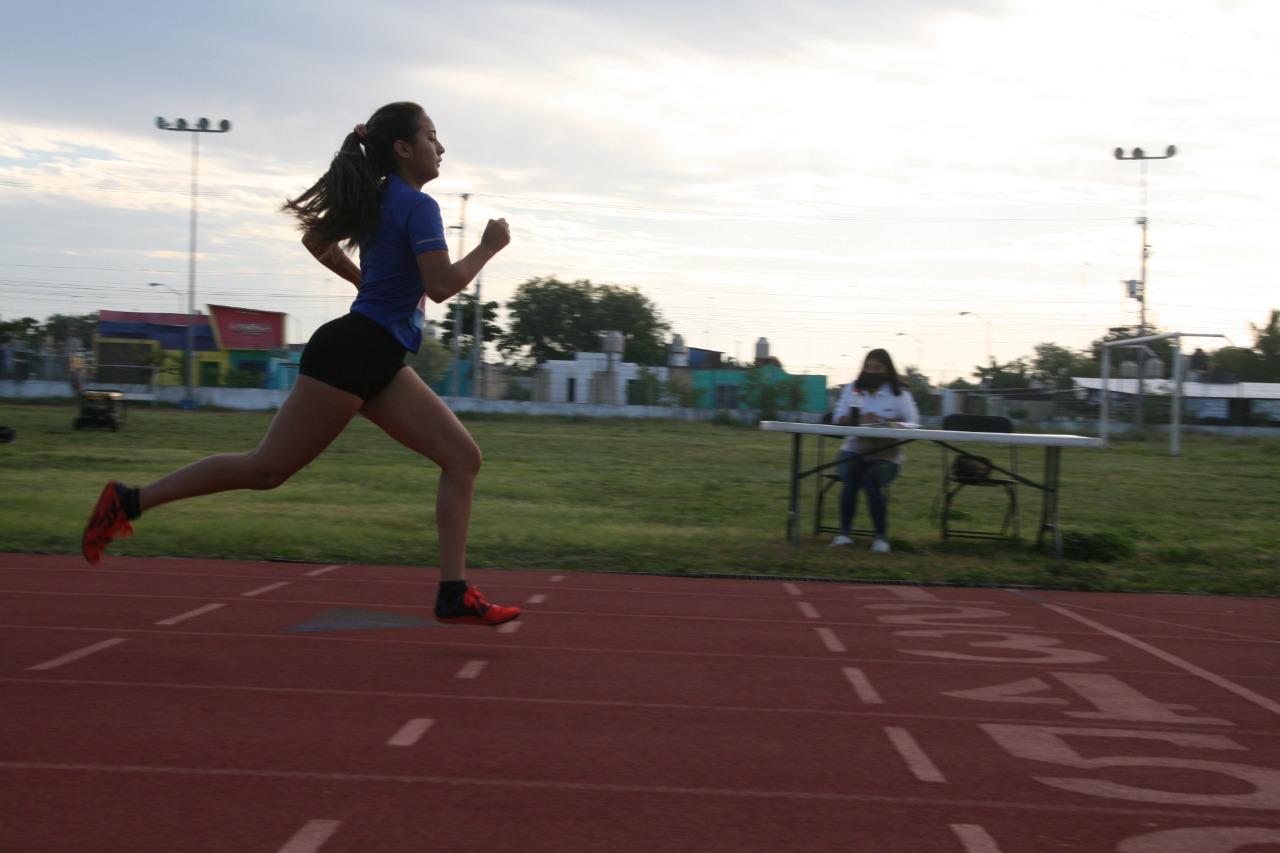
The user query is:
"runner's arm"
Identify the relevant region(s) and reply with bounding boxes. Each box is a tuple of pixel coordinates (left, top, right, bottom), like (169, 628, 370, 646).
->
(302, 232, 362, 289)
(417, 218, 510, 303)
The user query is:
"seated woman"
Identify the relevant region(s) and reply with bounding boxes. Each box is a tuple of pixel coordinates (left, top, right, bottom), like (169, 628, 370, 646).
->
(830, 348, 920, 553)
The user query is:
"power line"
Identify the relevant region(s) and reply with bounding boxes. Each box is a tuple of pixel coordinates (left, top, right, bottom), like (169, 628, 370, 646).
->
(3, 178, 1144, 224)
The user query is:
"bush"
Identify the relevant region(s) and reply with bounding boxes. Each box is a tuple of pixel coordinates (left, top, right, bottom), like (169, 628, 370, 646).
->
(1045, 561, 1111, 590)
(1057, 529, 1135, 562)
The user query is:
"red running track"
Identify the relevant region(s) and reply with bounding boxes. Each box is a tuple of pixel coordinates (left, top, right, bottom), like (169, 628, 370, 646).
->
(2, 553, 1279, 852)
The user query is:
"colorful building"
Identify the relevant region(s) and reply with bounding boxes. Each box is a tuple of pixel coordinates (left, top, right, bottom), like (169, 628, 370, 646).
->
(95, 306, 298, 390)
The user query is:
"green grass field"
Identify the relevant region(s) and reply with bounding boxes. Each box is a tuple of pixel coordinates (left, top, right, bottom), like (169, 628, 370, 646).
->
(2, 402, 1277, 596)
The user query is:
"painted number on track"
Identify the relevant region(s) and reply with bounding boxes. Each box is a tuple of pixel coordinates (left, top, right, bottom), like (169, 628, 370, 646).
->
(981, 724, 1280, 808)
(896, 631, 1107, 665)
(945, 672, 1230, 726)
(865, 603, 1028, 627)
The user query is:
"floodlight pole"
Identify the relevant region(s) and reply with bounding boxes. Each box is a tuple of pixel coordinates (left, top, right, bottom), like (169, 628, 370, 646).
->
(156, 116, 232, 407)
(1114, 145, 1176, 429)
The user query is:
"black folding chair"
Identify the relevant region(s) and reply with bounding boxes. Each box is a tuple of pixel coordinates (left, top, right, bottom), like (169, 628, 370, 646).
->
(939, 414, 1020, 541)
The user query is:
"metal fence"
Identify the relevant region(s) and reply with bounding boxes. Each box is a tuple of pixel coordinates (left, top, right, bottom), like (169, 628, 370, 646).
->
(0, 349, 76, 383)
(0, 348, 163, 392)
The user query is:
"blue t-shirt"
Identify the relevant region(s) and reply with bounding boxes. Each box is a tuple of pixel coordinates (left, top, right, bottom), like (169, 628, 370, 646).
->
(351, 174, 448, 352)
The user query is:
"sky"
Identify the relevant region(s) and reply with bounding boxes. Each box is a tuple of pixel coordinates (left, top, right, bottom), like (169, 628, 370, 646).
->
(2, 0, 1277, 385)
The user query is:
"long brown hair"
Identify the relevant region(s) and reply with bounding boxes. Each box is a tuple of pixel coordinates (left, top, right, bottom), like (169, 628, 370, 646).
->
(282, 101, 426, 249)
(855, 348, 906, 396)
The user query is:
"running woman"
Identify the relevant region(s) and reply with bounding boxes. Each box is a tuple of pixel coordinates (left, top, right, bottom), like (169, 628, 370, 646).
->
(82, 101, 519, 626)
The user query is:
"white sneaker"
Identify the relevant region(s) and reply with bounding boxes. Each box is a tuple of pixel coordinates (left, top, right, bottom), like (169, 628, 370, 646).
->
(829, 535, 854, 547)
(870, 538, 891, 554)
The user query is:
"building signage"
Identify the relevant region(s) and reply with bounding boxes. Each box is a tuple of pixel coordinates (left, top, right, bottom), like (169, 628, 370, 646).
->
(209, 305, 285, 350)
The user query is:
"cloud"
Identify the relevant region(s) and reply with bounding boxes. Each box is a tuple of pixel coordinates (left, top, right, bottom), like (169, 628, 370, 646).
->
(2, 0, 1277, 378)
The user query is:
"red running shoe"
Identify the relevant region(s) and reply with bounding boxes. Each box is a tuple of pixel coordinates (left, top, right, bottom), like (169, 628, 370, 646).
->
(434, 585, 521, 626)
(83, 481, 133, 565)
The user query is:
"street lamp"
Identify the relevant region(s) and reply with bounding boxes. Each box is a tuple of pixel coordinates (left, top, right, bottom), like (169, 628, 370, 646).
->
(958, 311, 993, 381)
(149, 282, 185, 386)
(1114, 144, 1176, 428)
(896, 332, 922, 373)
(148, 282, 183, 313)
(156, 116, 232, 406)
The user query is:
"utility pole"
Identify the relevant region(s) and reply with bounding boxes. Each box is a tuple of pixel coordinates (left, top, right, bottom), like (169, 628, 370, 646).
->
(472, 271, 483, 398)
(156, 116, 232, 408)
(448, 193, 469, 397)
(1114, 144, 1176, 428)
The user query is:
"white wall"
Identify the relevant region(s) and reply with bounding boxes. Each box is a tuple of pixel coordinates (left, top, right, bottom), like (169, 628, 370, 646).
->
(534, 353, 669, 405)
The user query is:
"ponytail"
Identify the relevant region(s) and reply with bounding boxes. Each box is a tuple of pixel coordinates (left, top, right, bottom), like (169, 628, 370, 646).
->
(282, 101, 427, 249)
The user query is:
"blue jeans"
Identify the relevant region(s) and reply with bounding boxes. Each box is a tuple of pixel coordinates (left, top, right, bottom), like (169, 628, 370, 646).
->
(837, 452, 899, 538)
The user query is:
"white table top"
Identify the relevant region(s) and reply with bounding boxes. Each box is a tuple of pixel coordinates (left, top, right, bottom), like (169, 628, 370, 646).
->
(759, 421, 1105, 449)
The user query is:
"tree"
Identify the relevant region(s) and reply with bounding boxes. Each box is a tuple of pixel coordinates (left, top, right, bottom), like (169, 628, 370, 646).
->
(1210, 347, 1263, 381)
(1088, 325, 1176, 373)
(1030, 342, 1093, 385)
(901, 366, 938, 416)
(627, 368, 666, 406)
(404, 336, 451, 384)
(739, 367, 805, 420)
(1250, 309, 1280, 379)
(592, 286, 670, 365)
(436, 292, 504, 355)
(983, 357, 1032, 390)
(501, 277, 596, 365)
(43, 314, 99, 350)
(151, 347, 184, 382)
(223, 367, 265, 389)
(0, 313, 98, 350)
(501, 277, 670, 367)
(0, 317, 43, 348)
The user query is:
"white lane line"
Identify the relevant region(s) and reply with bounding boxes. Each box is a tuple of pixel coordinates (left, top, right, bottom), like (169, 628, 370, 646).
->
(28, 639, 128, 671)
(498, 621, 522, 634)
(841, 586, 941, 600)
(304, 565, 342, 577)
(951, 824, 1004, 853)
(782, 583, 802, 596)
(276, 819, 342, 853)
(242, 582, 291, 597)
(386, 718, 435, 747)
(814, 627, 846, 653)
(842, 668, 885, 704)
(884, 727, 946, 783)
(13, 759, 1279, 819)
(154, 603, 225, 626)
(456, 660, 487, 679)
(527, 594, 547, 604)
(550, 575, 565, 583)
(796, 602, 821, 620)
(1044, 603, 1280, 718)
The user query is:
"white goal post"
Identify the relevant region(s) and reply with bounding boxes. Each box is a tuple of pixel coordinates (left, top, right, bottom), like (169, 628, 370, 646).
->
(1100, 332, 1226, 456)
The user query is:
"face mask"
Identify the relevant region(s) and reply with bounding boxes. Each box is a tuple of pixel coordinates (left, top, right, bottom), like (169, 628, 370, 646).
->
(858, 372, 886, 391)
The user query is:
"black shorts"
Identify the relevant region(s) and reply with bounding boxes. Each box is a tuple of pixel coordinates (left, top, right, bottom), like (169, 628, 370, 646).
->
(298, 312, 408, 401)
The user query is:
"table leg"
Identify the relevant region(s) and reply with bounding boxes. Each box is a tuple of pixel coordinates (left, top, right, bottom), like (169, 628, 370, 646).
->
(1037, 447, 1064, 558)
(787, 432, 802, 544)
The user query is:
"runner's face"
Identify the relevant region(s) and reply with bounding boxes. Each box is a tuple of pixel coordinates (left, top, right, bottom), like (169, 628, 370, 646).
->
(400, 114, 444, 186)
